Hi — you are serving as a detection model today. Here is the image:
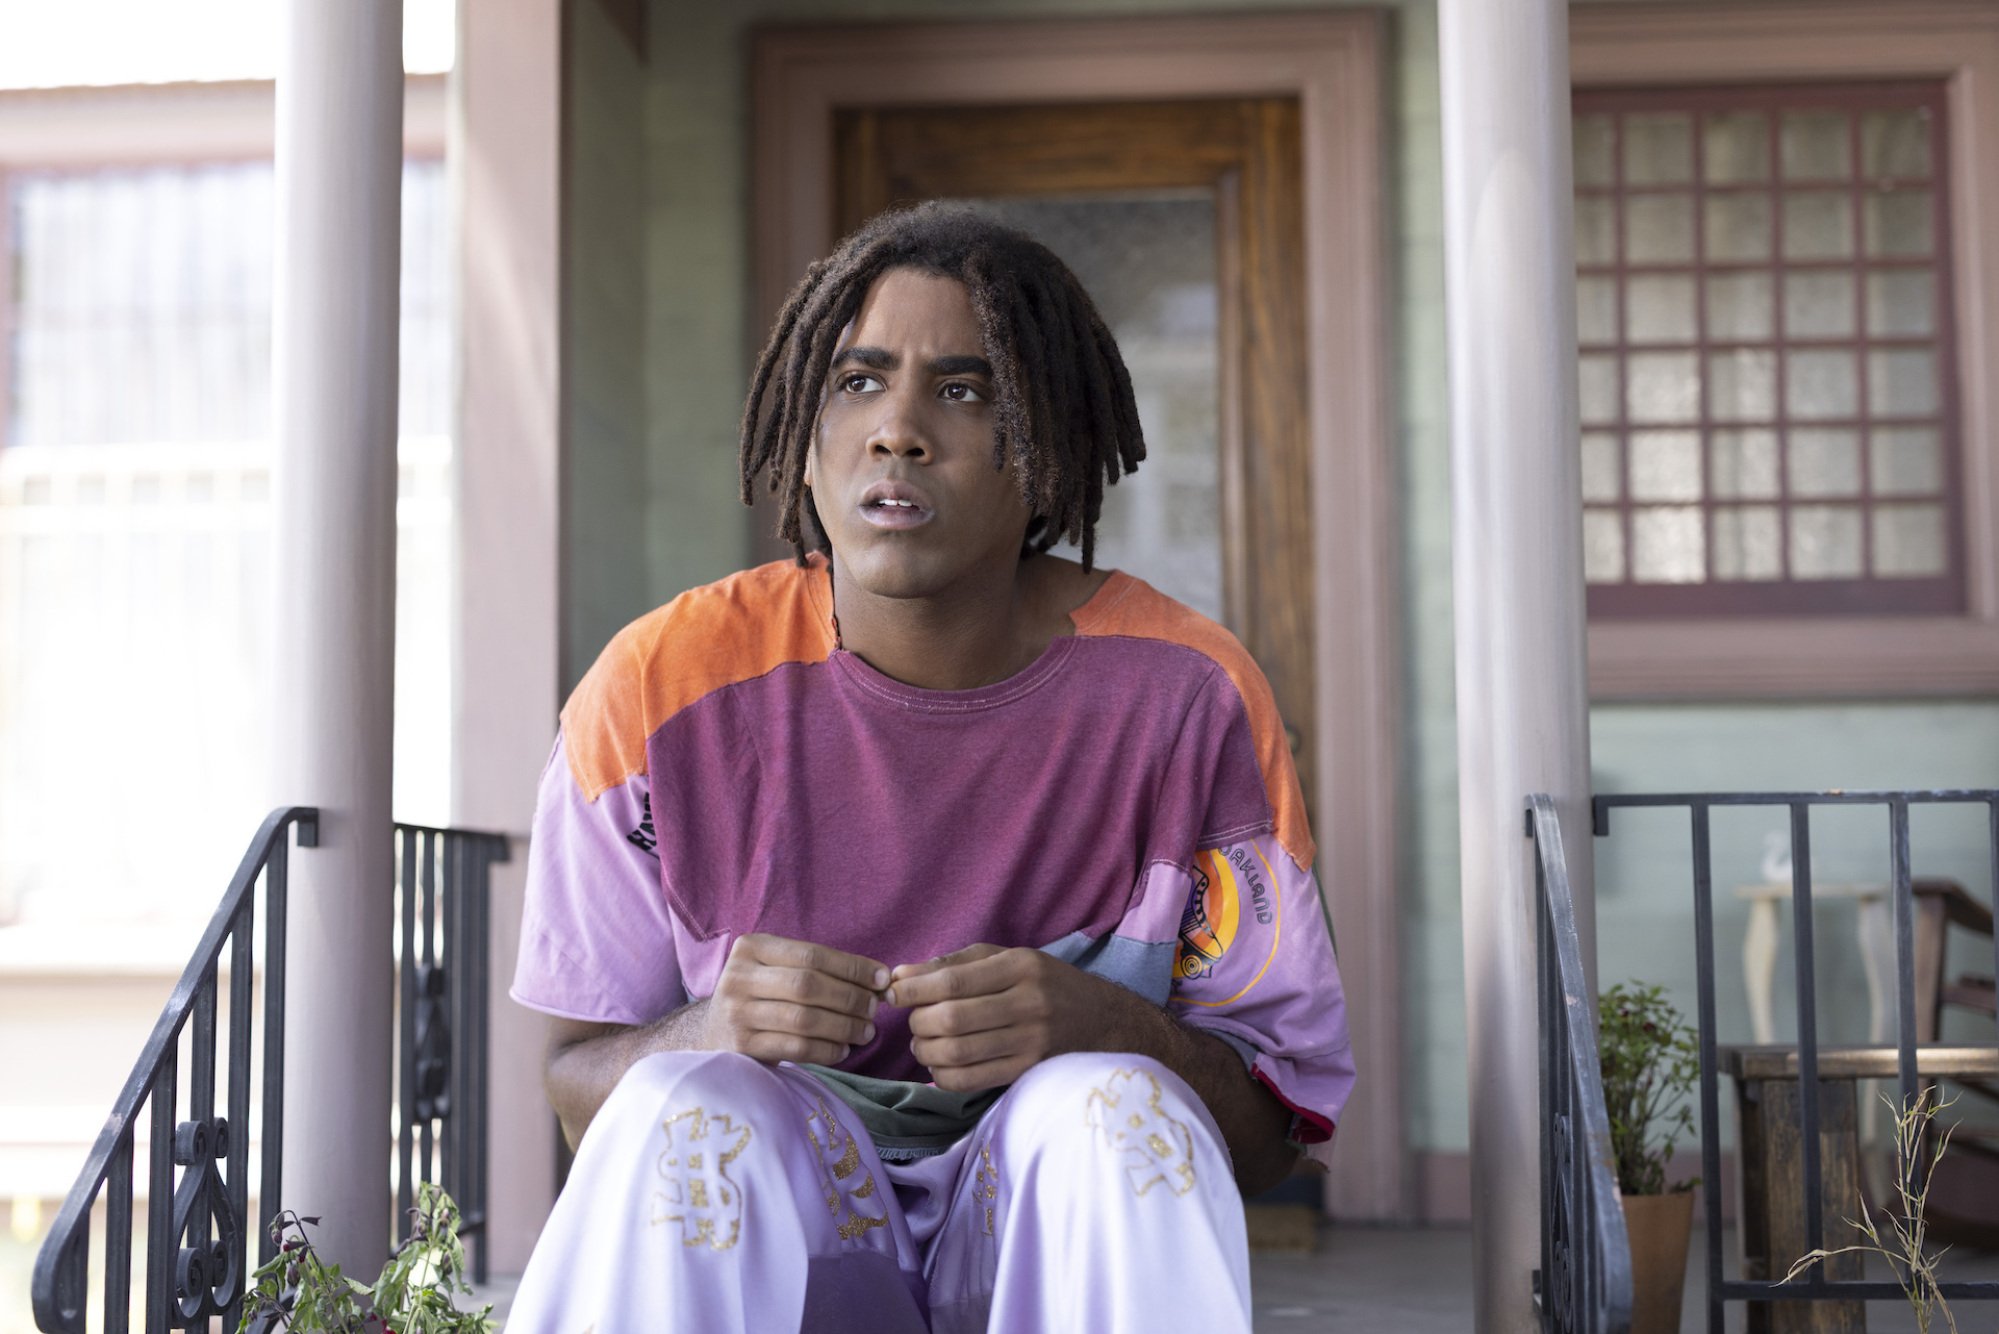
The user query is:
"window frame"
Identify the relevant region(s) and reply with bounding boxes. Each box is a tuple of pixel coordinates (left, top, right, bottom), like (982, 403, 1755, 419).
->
(1572, 0, 1999, 698)
(0, 77, 446, 452)
(0, 78, 448, 929)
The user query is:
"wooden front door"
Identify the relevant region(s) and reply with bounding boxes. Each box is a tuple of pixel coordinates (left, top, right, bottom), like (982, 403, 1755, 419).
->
(833, 99, 1317, 809)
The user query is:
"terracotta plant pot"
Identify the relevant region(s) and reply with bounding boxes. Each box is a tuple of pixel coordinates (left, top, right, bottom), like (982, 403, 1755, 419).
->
(1621, 1189, 1695, 1334)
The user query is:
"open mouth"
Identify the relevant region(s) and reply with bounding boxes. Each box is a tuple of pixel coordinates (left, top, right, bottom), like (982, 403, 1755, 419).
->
(859, 480, 934, 530)
(860, 495, 933, 529)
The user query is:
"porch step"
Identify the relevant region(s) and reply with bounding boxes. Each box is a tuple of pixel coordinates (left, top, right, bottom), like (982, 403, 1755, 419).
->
(1245, 1201, 1320, 1253)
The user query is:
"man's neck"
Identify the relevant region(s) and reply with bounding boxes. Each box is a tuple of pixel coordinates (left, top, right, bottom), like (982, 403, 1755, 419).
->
(830, 558, 1057, 692)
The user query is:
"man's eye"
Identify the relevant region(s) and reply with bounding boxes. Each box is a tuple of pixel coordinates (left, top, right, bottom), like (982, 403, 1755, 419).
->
(940, 382, 986, 403)
(841, 373, 883, 393)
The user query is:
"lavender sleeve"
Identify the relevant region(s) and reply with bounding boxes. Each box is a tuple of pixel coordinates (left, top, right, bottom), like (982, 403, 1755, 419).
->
(1167, 832, 1355, 1151)
(510, 735, 688, 1026)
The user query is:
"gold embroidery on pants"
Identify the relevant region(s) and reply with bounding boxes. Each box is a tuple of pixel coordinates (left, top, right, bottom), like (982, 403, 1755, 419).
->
(837, 1211, 889, 1241)
(649, 1107, 752, 1251)
(805, 1093, 890, 1243)
(977, 1144, 1001, 1236)
(1085, 1068, 1198, 1197)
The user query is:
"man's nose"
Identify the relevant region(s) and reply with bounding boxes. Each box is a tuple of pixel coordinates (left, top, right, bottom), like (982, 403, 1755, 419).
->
(866, 395, 930, 460)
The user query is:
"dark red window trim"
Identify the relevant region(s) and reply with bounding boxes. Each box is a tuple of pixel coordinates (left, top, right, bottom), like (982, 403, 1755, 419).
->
(1574, 79, 1966, 620)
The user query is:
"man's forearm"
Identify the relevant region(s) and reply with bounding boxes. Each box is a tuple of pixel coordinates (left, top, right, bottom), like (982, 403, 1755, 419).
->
(544, 1001, 713, 1149)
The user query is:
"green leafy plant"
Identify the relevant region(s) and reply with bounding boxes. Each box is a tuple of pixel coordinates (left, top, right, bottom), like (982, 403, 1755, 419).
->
(239, 1182, 493, 1333)
(1598, 982, 1700, 1196)
(1783, 1088, 1961, 1334)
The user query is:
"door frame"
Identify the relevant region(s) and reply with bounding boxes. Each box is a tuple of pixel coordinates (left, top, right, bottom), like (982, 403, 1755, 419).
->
(751, 11, 1407, 1222)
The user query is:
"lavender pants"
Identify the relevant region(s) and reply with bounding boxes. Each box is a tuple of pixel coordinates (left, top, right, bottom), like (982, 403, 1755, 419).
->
(506, 1050, 1254, 1333)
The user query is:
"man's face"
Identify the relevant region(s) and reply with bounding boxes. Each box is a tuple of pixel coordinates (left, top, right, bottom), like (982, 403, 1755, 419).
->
(807, 267, 1034, 602)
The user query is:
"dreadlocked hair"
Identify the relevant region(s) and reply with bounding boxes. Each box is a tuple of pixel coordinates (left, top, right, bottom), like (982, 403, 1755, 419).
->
(738, 201, 1146, 571)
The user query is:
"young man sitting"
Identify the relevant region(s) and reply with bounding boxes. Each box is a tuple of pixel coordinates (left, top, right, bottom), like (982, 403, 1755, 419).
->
(505, 203, 1354, 1333)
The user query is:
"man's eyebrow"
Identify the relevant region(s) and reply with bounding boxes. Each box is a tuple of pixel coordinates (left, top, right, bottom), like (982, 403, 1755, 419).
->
(833, 346, 896, 371)
(830, 347, 992, 378)
(927, 354, 993, 378)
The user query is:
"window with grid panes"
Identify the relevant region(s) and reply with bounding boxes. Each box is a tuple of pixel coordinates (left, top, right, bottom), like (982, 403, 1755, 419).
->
(1573, 83, 1962, 617)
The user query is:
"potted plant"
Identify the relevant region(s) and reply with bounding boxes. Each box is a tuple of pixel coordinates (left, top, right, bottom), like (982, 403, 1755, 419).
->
(1599, 981, 1700, 1334)
(239, 1181, 493, 1333)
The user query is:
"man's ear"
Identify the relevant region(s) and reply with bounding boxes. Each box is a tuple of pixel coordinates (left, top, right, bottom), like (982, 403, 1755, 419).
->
(803, 446, 814, 491)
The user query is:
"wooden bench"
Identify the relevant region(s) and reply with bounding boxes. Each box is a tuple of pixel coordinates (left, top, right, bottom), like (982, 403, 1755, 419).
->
(1722, 1044, 1999, 1334)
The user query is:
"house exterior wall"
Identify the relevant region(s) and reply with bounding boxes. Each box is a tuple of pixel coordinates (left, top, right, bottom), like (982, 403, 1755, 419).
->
(563, 0, 651, 691)
(557, 0, 1998, 1210)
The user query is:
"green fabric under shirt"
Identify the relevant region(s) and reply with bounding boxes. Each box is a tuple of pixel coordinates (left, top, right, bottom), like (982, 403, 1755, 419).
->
(800, 1065, 1006, 1160)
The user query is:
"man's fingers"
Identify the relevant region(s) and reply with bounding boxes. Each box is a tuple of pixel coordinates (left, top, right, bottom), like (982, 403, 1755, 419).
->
(887, 943, 1003, 987)
(738, 999, 875, 1049)
(924, 1057, 1029, 1094)
(736, 963, 880, 1019)
(734, 933, 890, 991)
(904, 994, 1017, 1039)
(887, 948, 1022, 1008)
(910, 1025, 1021, 1071)
(740, 1032, 852, 1067)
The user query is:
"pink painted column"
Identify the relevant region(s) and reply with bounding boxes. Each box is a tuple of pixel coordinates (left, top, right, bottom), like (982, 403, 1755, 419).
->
(271, 0, 404, 1278)
(1438, 0, 1598, 1327)
(451, 0, 563, 1276)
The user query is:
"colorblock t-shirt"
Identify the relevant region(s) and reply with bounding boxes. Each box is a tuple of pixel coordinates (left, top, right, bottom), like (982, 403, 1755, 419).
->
(512, 557, 1355, 1146)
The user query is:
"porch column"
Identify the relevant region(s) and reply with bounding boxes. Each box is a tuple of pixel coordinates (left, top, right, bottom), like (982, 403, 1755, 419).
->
(272, 0, 404, 1276)
(1438, 0, 1597, 1329)
(452, 0, 563, 1274)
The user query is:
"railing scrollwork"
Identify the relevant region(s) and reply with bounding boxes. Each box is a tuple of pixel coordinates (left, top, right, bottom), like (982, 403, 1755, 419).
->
(31, 810, 508, 1331)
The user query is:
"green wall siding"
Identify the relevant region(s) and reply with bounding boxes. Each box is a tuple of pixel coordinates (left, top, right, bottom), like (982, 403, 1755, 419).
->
(563, 0, 651, 692)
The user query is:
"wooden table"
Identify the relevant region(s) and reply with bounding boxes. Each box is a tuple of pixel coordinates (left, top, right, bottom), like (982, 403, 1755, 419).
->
(1722, 1044, 1999, 1334)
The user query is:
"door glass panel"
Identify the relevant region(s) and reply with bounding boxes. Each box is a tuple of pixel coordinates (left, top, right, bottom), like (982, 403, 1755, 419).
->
(948, 193, 1224, 622)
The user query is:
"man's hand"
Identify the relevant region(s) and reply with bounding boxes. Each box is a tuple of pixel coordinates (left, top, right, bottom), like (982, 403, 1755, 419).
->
(702, 933, 888, 1066)
(543, 932, 885, 1149)
(889, 944, 1144, 1091)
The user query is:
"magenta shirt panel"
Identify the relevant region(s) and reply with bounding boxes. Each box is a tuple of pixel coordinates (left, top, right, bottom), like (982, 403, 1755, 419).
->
(636, 635, 1267, 1077)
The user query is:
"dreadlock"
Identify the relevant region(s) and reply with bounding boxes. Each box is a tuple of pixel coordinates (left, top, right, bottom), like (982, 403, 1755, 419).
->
(738, 202, 1146, 572)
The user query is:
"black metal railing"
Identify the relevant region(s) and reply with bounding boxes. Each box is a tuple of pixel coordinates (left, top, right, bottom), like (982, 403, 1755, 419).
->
(31, 810, 509, 1331)
(31, 807, 315, 1334)
(392, 822, 508, 1284)
(1594, 789, 1999, 1330)
(1530, 795, 1634, 1334)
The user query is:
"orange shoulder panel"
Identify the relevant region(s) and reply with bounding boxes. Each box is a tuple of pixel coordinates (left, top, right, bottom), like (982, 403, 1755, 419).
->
(1071, 573, 1317, 869)
(560, 559, 836, 802)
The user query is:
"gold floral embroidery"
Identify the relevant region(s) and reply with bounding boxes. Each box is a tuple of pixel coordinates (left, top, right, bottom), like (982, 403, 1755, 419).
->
(805, 1093, 889, 1242)
(1085, 1069, 1197, 1197)
(649, 1107, 752, 1250)
(977, 1144, 1001, 1236)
